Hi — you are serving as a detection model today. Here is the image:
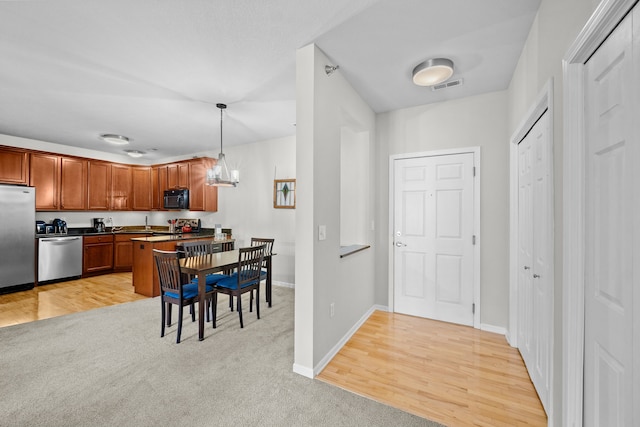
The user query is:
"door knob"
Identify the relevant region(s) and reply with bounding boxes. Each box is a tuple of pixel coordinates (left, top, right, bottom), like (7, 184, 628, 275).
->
(533, 273, 540, 278)
(395, 242, 407, 247)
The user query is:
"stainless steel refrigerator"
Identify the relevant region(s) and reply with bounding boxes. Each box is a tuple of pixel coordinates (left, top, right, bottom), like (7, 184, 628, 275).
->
(0, 185, 35, 293)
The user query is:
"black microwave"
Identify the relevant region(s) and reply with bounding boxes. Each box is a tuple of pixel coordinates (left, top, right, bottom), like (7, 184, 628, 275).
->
(164, 189, 189, 210)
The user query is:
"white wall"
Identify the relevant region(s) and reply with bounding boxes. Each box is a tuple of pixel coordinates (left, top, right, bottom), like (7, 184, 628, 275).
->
(2, 132, 296, 285)
(295, 43, 377, 375)
(507, 0, 599, 424)
(376, 91, 509, 329)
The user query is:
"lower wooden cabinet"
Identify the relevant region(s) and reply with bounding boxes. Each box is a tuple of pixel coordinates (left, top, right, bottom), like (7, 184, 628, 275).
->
(113, 234, 147, 272)
(83, 235, 114, 276)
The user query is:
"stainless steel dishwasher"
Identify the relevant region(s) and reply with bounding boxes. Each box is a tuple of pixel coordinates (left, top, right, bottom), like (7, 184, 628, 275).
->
(38, 236, 83, 283)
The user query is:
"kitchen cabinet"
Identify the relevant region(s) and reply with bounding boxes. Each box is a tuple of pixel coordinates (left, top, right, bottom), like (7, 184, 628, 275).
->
(83, 235, 114, 276)
(189, 158, 218, 212)
(110, 164, 132, 210)
(151, 165, 168, 210)
(167, 163, 189, 189)
(88, 161, 111, 210)
(113, 233, 147, 272)
(59, 157, 88, 210)
(0, 146, 29, 185)
(131, 167, 152, 210)
(30, 153, 59, 210)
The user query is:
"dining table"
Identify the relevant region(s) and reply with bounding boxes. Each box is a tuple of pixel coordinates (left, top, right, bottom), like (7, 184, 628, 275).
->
(179, 249, 274, 341)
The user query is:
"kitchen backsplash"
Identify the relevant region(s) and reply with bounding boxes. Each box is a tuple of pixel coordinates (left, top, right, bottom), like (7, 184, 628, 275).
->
(35, 211, 221, 229)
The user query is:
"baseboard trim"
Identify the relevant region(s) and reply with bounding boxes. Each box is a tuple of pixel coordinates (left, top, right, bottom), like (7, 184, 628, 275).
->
(292, 363, 314, 379)
(273, 281, 294, 289)
(312, 304, 382, 377)
(480, 323, 507, 336)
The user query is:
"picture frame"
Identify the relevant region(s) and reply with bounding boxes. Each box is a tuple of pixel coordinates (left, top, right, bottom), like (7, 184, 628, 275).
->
(273, 179, 296, 209)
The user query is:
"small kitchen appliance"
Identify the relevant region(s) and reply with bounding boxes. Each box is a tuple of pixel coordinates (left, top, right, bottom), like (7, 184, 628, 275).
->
(93, 218, 106, 233)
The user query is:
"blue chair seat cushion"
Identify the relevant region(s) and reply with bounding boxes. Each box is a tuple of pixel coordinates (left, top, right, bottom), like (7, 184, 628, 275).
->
(191, 274, 230, 286)
(259, 270, 267, 280)
(216, 271, 261, 290)
(165, 283, 213, 299)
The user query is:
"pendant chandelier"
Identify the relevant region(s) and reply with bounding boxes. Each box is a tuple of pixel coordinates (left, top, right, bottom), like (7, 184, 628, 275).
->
(206, 103, 239, 187)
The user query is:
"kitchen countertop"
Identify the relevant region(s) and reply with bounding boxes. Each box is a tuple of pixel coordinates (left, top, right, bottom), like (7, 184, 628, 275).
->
(130, 235, 234, 243)
(35, 227, 221, 239)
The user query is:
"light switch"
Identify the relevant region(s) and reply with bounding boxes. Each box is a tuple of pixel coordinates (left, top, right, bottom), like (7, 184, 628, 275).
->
(318, 225, 327, 241)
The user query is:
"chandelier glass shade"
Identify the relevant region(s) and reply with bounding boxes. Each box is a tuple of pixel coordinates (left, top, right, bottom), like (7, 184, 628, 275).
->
(206, 103, 239, 187)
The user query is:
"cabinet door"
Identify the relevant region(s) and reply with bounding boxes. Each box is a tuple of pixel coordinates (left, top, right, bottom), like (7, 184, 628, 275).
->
(83, 235, 114, 275)
(151, 165, 168, 210)
(60, 157, 88, 210)
(88, 161, 111, 210)
(178, 162, 189, 188)
(111, 164, 132, 210)
(131, 167, 152, 210)
(0, 147, 29, 185)
(114, 234, 146, 271)
(167, 164, 179, 189)
(30, 153, 59, 210)
(188, 160, 206, 211)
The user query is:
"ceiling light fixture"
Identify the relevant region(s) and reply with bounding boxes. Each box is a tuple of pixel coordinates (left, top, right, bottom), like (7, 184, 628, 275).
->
(412, 58, 454, 87)
(124, 150, 145, 158)
(206, 103, 239, 187)
(100, 134, 130, 145)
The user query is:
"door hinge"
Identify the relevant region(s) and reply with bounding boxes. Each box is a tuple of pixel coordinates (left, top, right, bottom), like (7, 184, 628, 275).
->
(473, 166, 476, 177)
(472, 235, 476, 245)
(472, 303, 475, 314)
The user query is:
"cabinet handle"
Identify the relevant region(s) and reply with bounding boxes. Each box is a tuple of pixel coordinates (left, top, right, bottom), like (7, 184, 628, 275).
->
(533, 274, 540, 278)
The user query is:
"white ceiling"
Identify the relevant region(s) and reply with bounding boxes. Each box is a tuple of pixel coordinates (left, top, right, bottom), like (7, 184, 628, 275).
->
(0, 0, 540, 162)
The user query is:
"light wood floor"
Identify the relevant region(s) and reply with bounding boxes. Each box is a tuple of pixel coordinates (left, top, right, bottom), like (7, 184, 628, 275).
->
(1, 276, 546, 426)
(0, 273, 145, 328)
(317, 311, 548, 427)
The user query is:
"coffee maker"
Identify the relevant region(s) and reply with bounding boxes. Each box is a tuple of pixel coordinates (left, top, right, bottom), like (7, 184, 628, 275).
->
(93, 218, 106, 233)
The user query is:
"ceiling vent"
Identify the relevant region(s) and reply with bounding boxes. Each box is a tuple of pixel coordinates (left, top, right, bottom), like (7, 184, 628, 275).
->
(431, 78, 464, 91)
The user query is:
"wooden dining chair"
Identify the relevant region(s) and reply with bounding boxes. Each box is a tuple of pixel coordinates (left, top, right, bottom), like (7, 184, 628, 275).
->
(178, 240, 231, 319)
(153, 249, 214, 343)
(250, 237, 274, 306)
(211, 244, 265, 328)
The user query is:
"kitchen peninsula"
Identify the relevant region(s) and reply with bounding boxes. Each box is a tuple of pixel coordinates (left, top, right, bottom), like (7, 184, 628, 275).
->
(131, 233, 234, 297)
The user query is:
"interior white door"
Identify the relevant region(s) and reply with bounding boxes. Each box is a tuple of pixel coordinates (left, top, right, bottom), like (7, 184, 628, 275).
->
(393, 152, 475, 326)
(516, 111, 552, 414)
(584, 9, 636, 426)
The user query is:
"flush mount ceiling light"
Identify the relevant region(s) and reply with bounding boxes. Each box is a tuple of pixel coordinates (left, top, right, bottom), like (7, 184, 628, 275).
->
(205, 103, 239, 187)
(412, 58, 454, 87)
(124, 150, 145, 158)
(100, 134, 130, 145)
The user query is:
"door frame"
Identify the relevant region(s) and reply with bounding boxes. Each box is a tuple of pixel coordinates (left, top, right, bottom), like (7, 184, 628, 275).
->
(563, 0, 636, 425)
(388, 147, 481, 328)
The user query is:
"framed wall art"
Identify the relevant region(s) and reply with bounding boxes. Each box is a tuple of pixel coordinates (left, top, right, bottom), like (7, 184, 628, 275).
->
(273, 179, 296, 209)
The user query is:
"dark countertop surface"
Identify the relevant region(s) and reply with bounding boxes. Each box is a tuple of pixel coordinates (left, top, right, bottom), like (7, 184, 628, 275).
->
(35, 227, 218, 239)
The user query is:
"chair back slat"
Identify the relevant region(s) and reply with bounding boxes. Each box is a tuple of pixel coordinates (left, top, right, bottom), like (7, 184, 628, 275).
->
(235, 244, 265, 289)
(153, 250, 183, 295)
(178, 240, 218, 257)
(250, 238, 273, 268)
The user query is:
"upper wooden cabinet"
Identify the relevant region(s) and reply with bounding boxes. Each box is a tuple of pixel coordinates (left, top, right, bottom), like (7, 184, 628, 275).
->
(110, 164, 132, 210)
(88, 161, 111, 210)
(131, 166, 152, 210)
(0, 146, 29, 185)
(167, 163, 189, 189)
(60, 157, 87, 210)
(30, 153, 59, 210)
(189, 158, 218, 212)
(6, 145, 218, 212)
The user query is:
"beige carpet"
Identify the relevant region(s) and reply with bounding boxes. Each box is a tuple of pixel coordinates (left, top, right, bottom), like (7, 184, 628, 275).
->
(0, 286, 442, 426)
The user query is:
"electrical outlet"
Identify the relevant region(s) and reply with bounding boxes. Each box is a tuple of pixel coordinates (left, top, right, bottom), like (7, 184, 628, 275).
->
(330, 302, 335, 318)
(107, 217, 113, 225)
